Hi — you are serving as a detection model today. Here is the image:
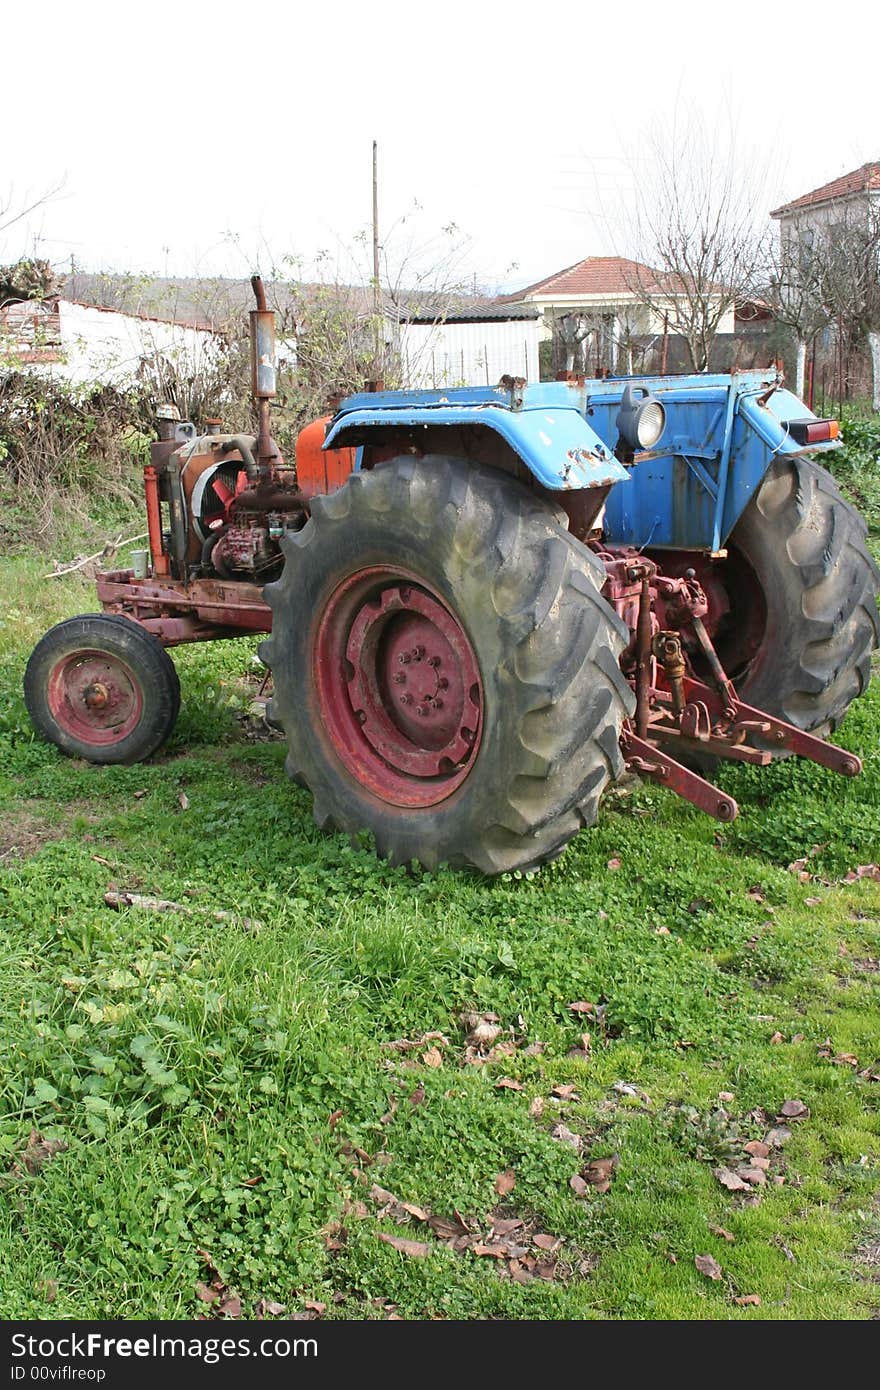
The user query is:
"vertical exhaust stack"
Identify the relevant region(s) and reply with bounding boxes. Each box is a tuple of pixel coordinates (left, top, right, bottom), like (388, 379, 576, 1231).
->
(250, 274, 278, 478)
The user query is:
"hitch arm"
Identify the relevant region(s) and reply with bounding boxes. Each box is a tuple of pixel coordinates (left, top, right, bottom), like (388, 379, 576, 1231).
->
(684, 680, 862, 778)
(621, 730, 739, 823)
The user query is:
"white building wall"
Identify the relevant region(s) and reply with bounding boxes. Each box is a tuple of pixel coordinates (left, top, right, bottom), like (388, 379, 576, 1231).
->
(400, 319, 540, 388)
(55, 301, 223, 388)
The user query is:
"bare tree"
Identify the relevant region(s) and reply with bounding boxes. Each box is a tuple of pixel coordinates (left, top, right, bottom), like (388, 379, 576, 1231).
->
(620, 115, 770, 371)
(764, 226, 833, 398)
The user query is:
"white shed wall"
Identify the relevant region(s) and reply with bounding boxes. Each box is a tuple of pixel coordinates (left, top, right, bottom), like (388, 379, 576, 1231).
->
(400, 319, 539, 388)
(56, 301, 223, 388)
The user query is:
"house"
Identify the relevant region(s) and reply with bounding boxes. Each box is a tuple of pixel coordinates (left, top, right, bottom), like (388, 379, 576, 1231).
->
(501, 256, 737, 375)
(770, 160, 880, 408)
(770, 160, 880, 252)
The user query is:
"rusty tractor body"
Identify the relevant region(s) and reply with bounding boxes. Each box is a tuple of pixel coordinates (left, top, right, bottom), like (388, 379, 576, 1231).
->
(24, 278, 880, 874)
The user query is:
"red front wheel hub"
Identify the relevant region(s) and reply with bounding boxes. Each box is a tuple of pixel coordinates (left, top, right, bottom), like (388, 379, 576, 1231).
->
(47, 651, 144, 746)
(315, 568, 483, 806)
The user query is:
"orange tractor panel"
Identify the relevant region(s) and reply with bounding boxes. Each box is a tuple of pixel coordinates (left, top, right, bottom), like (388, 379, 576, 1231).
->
(295, 417, 357, 498)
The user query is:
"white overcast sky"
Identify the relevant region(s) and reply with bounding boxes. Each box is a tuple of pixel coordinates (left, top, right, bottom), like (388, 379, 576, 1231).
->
(4, 0, 877, 294)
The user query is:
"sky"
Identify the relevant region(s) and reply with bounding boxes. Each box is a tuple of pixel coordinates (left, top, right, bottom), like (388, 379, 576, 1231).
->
(4, 0, 877, 296)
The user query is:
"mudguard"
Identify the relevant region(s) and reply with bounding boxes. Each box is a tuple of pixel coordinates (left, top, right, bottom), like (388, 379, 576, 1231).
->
(323, 391, 629, 492)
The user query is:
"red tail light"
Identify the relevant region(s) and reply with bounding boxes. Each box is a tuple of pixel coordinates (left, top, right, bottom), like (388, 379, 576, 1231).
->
(786, 418, 840, 445)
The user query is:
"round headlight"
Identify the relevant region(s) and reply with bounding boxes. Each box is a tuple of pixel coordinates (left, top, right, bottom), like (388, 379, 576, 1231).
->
(615, 384, 666, 455)
(637, 399, 665, 449)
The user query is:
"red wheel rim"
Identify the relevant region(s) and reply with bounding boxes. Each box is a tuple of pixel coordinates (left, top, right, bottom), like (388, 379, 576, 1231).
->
(47, 649, 144, 747)
(315, 567, 483, 807)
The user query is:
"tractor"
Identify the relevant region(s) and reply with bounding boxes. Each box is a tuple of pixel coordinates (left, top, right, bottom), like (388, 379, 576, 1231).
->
(24, 278, 880, 873)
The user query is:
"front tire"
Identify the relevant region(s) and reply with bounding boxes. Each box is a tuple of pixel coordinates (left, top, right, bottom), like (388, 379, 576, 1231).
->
(261, 456, 634, 873)
(24, 614, 181, 764)
(726, 455, 879, 734)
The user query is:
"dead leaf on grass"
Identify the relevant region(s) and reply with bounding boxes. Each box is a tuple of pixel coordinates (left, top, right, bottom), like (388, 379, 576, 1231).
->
(714, 1167, 748, 1192)
(427, 1213, 471, 1241)
(401, 1201, 429, 1222)
(381, 1031, 450, 1053)
(369, 1184, 399, 1211)
(765, 1125, 791, 1148)
(529, 1096, 545, 1119)
(769, 1031, 784, 1044)
(495, 1077, 523, 1091)
(734, 1293, 761, 1306)
(10, 1130, 67, 1178)
(568, 1001, 595, 1015)
(709, 1224, 735, 1243)
(695, 1254, 723, 1280)
(843, 863, 880, 884)
(551, 1124, 581, 1150)
(494, 1169, 516, 1197)
(196, 1283, 218, 1305)
(551, 1084, 579, 1100)
(736, 1164, 767, 1187)
(533, 1233, 562, 1253)
(376, 1233, 430, 1258)
(422, 1046, 443, 1069)
(779, 1099, 809, 1120)
(178, 792, 189, 811)
(408, 1084, 425, 1107)
(570, 1174, 589, 1197)
(743, 1140, 770, 1159)
(461, 1011, 501, 1048)
(582, 1157, 617, 1193)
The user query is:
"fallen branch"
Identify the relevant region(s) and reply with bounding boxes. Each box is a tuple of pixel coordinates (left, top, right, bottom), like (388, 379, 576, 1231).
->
(42, 532, 148, 580)
(104, 889, 261, 931)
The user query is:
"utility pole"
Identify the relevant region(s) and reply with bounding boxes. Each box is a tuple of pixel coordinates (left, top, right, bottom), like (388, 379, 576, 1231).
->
(372, 140, 382, 379)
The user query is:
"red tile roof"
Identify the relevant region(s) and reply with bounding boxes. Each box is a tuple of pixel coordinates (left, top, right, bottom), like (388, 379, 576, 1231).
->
(771, 161, 880, 218)
(503, 256, 668, 301)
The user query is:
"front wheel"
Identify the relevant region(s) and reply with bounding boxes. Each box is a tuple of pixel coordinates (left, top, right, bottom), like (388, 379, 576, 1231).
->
(261, 456, 634, 874)
(24, 614, 181, 764)
(725, 455, 879, 734)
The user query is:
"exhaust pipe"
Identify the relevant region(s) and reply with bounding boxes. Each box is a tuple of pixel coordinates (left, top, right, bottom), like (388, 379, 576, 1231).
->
(250, 274, 278, 478)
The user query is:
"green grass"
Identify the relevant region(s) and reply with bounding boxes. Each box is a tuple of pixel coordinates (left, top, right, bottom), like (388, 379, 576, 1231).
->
(1, 431, 879, 1322)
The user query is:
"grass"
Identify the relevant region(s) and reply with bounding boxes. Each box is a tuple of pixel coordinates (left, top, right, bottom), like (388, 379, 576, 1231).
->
(1, 424, 879, 1322)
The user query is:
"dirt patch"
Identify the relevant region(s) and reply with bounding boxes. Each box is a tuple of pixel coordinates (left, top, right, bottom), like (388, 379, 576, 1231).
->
(0, 800, 102, 862)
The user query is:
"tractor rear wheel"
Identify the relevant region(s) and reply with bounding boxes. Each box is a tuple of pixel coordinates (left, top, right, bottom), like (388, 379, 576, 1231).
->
(24, 614, 181, 764)
(261, 456, 634, 873)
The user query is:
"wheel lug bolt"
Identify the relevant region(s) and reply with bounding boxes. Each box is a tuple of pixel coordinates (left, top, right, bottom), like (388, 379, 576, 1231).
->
(400, 693, 413, 705)
(398, 653, 411, 664)
(393, 672, 406, 684)
(416, 705, 428, 717)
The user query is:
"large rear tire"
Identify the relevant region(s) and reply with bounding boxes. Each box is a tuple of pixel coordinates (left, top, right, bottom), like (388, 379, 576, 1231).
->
(261, 456, 634, 874)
